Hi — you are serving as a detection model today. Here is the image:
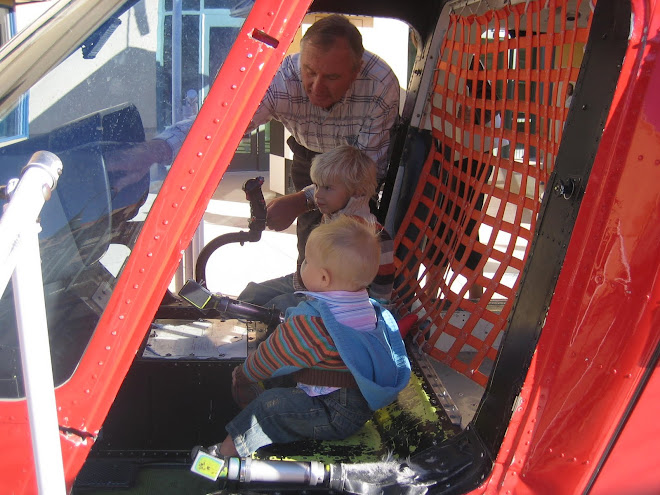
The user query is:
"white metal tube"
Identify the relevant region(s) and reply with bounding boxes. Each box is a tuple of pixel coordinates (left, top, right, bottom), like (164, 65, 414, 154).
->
(1, 151, 66, 494)
(13, 222, 67, 495)
(0, 178, 21, 292)
(240, 458, 327, 485)
(0, 151, 61, 296)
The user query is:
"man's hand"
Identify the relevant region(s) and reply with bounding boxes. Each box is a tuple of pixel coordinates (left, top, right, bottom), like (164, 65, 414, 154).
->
(266, 190, 308, 231)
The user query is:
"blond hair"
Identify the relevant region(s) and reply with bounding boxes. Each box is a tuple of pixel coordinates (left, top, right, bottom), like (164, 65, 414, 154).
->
(310, 145, 377, 198)
(306, 216, 380, 291)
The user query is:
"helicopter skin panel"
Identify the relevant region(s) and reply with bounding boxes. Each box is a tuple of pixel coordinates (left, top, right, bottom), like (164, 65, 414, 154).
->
(0, 0, 312, 492)
(477, 0, 660, 492)
(589, 363, 660, 494)
(0, 0, 659, 493)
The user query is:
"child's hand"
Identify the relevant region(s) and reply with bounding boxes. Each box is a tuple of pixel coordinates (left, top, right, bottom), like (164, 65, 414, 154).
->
(231, 366, 243, 387)
(231, 367, 264, 409)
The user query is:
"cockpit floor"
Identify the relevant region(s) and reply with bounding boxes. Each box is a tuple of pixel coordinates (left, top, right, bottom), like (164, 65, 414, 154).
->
(74, 318, 464, 493)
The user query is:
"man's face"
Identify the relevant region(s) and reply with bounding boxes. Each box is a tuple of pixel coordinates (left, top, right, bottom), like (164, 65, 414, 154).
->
(300, 38, 361, 109)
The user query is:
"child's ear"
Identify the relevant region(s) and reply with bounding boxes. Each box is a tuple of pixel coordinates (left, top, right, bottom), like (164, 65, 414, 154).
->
(319, 267, 332, 289)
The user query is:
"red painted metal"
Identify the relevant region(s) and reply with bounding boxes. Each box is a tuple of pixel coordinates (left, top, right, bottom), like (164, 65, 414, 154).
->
(0, 0, 658, 493)
(0, 0, 311, 492)
(589, 363, 660, 494)
(467, 1, 660, 492)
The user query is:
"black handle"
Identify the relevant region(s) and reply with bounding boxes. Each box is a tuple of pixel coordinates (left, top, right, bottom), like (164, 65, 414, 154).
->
(243, 176, 267, 233)
(194, 177, 267, 284)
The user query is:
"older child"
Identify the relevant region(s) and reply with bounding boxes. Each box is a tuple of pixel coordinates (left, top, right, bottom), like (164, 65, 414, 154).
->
(238, 145, 394, 310)
(308, 145, 394, 301)
(217, 216, 410, 456)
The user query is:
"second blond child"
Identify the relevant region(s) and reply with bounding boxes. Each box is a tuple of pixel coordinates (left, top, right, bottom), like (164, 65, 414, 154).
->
(238, 145, 394, 310)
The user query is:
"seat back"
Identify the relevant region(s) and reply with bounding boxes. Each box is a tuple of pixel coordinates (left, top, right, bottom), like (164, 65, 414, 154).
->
(393, 0, 593, 386)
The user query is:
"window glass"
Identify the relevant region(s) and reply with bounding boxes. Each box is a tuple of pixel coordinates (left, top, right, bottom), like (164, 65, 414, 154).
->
(0, 7, 27, 144)
(0, 0, 250, 398)
(204, 0, 238, 8)
(0, 7, 11, 50)
(183, 0, 200, 10)
(159, 14, 201, 129)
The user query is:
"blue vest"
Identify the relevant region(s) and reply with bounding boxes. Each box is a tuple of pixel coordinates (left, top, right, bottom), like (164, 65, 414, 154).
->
(286, 299, 411, 410)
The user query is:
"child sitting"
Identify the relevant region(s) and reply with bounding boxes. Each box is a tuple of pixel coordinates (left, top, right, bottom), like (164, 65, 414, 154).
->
(238, 145, 394, 311)
(216, 216, 411, 456)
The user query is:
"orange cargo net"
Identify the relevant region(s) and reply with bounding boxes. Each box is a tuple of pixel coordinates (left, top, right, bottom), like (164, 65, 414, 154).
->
(393, 0, 594, 386)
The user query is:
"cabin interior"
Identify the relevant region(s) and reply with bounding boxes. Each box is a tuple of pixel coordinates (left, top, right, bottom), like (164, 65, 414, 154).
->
(0, 0, 630, 493)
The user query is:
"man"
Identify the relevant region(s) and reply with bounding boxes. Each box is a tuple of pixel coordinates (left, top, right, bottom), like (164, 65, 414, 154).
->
(157, 14, 400, 295)
(248, 15, 400, 280)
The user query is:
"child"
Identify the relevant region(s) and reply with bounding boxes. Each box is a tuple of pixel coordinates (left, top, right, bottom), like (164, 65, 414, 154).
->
(238, 145, 394, 310)
(216, 216, 411, 456)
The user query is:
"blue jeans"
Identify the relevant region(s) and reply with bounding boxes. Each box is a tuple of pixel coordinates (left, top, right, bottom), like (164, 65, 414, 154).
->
(225, 386, 372, 456)
(237, 273, 304, 314)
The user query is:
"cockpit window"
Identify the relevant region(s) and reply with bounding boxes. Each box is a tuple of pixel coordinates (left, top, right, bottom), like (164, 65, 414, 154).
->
(0, 0, 251, 398)
(0, 6, 27, 144)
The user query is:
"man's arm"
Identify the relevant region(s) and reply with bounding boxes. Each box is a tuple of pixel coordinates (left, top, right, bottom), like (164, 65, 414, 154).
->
(357, 81, 401, 183)
(244, 94, 274, 134)
(153, 103, 272, 160)
(265, 189, 312, 231)
(153, 118, 194, 159)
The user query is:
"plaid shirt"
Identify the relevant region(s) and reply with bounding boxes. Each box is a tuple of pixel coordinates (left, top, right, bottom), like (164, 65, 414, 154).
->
(249, 51, 400, 181)
(157, 51, 400, 182)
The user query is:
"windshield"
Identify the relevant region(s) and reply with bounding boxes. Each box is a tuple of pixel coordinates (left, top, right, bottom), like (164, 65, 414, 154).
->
(0, 0, 251, 398)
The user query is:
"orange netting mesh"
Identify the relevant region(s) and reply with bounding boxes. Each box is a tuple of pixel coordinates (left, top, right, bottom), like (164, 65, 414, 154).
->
(393, 0, 594, 386)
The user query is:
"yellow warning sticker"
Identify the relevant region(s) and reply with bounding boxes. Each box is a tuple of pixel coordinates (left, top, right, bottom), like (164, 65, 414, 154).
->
(190, 451, 225, 481)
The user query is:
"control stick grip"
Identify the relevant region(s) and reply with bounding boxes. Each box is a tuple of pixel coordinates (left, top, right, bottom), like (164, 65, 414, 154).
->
(243, 176, 267, 232)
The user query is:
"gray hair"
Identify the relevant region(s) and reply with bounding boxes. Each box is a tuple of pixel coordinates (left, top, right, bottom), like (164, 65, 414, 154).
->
(301, 15, 364, 70)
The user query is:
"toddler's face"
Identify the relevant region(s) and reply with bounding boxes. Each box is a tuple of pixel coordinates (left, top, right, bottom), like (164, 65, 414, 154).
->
(313, 180, 352, 215)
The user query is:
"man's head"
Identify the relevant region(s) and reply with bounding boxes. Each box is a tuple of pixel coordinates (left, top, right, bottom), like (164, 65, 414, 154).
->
(301, 216, 380, 293)
(310, 145, 377, 215)
(300, 15, 364, 109)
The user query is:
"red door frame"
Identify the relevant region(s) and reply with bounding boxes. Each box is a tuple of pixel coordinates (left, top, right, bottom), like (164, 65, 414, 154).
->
(1, 0, 658, 493)
(0, 0, 311, 492)
(470, 1, 660, 493)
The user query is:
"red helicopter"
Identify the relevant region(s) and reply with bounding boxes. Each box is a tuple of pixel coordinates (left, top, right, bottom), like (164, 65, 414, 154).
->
(0, 0, 658, 493)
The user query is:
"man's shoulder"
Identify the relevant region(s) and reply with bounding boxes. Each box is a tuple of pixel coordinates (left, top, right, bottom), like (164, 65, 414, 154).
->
(266, 53, 304, 103)
(360, 50, 399, 86)
(277, 53, 302, 81)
